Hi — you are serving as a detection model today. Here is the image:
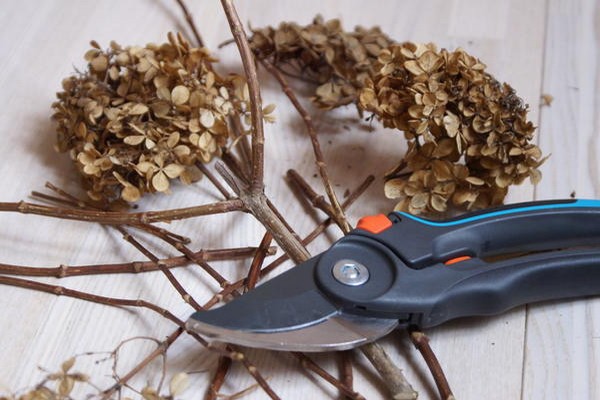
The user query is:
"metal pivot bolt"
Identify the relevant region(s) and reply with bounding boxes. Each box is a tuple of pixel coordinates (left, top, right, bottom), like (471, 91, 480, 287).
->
(332, 259, 370, 286)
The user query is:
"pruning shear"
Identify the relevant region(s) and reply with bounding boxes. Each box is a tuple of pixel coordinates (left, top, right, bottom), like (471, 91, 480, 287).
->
(186, 199, 600, 351)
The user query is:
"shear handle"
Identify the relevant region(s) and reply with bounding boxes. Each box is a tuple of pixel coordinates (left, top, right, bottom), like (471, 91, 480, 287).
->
(360, 199, 600, 268)
(410, 248, 600, 328)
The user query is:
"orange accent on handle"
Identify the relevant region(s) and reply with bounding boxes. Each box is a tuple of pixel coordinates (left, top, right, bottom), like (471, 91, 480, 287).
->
(444, 255, 472, 265)
(356, 214, 393, 234)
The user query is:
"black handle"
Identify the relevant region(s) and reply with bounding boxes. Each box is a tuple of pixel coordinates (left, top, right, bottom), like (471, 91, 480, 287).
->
(315, 199, 600, 327)
(416, 248, 600, 327)
(358, 199, 600, 268)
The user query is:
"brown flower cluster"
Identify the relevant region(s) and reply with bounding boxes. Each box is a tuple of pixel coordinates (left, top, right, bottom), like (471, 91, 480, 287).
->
(249, 15, 394, 109)
(250, 17, 545, 215)
(360, 43, 545, 214)
(52, 33, 269, 204)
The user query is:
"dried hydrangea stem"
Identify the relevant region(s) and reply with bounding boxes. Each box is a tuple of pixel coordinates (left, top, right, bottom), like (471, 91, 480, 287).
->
(287, 169, 335, 217)
(0, 246, 273, 278)
(196, 162, 234, 199)
(292, 352, 365, 400)
(215, 163, 310, 264)
(260, 60, 351, 234)
(101, 327, 184, 400)
(220, 0, 265, 192)
(0, 198, 245, 224)
(0, 275, 186, 327)
(244, 231, 273, 292)
(229, 114, 254, 177)
(340, 351, 355, 400)
(174, 0, 205, 47)
(34, 186, 192, 244)
(116, 226, 204, 311)
(408, 328, 454, 400)
(228, 344, 281, 400)
(360, 342, 417, 400)
(206, 356, 232, 400)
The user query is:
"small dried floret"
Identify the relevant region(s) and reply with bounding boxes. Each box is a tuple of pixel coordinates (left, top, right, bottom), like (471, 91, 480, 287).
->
(52, 33, 254, 204)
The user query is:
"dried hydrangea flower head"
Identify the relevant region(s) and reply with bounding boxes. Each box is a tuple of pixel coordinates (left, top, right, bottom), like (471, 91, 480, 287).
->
(250, 18, 545, 216)
(250, 15, 394, 109)
(360, 42, 545, 214)
(52, 33, 271, 204)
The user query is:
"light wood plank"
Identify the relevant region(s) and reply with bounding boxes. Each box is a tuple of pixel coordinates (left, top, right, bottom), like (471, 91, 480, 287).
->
(522, 0, 600, 399)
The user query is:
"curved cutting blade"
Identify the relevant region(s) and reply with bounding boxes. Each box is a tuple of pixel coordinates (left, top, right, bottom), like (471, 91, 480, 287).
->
(186, 256, 398, 351)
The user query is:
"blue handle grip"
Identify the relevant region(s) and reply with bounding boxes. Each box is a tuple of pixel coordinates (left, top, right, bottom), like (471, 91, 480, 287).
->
(396, 199, 600, 227)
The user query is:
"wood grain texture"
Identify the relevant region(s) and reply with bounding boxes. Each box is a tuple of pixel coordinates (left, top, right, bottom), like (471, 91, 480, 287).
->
(0, 1, 596, 399)
(522, 0, 600, 399)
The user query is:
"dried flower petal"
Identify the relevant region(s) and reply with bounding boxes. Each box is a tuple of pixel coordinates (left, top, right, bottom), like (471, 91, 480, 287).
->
(171, 85, 190, 105)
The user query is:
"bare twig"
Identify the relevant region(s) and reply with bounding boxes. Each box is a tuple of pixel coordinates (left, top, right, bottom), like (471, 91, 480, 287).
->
(360, 342, 417, 400)
(340, 351, 355, 400)
(197, 162, 234, 200)
(175, 0, 204, 47)
(221, 0, 264, 191)
(245, 231, 273, 292)
(287, 169, 335, 217)
(260, 59, 350, 233)
(102, 328, 184, 399)
(206, 356, 232, 400)
(229, 113, 253, 176)
(0, 275, 188, 328)
(116, 226, 204, 310)
(409, 328, 454, 400)
(292, 353, 364, 400)
(0, 246, 273, 278)
(228, 345, 280, 400)
(215, 163, 310, 264)
(0, 198, 245, 224)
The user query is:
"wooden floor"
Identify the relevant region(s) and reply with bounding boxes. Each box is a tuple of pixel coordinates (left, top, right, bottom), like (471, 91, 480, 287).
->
(0, 1, 598, 399)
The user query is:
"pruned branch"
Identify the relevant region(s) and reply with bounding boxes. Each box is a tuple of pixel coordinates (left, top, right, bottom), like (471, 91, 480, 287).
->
(0, 198, 245, 224)
(221, 0, 265, 191)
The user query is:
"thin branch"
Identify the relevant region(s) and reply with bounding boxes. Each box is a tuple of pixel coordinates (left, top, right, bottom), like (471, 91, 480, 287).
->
(0, 198, 245, 224)
(0, 275, 187, 328)
(260, 59, 351, 233)
(206, 356, 232, 400)
(215, 163, 310, 264)
(245, 231, 273, 292)
(175, 0, 205, 47)
(229, 113, 253, 177)
(0, 246, 274, 278)
(228, 345, 280, 400)
(360, 342, 417, 400)
(292, 352, 364, 400)
(287, 169, 334, 217)
(38, 183, 192, 244)
(197, 162, 234, 200)
(340, 351, 355, 400)
(408, 328, 454, 400)
(221, 0, 265, 191)
(101, 328, 184, 399)
(116, 226, 204, 311)
(221, 150, 251, 185)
